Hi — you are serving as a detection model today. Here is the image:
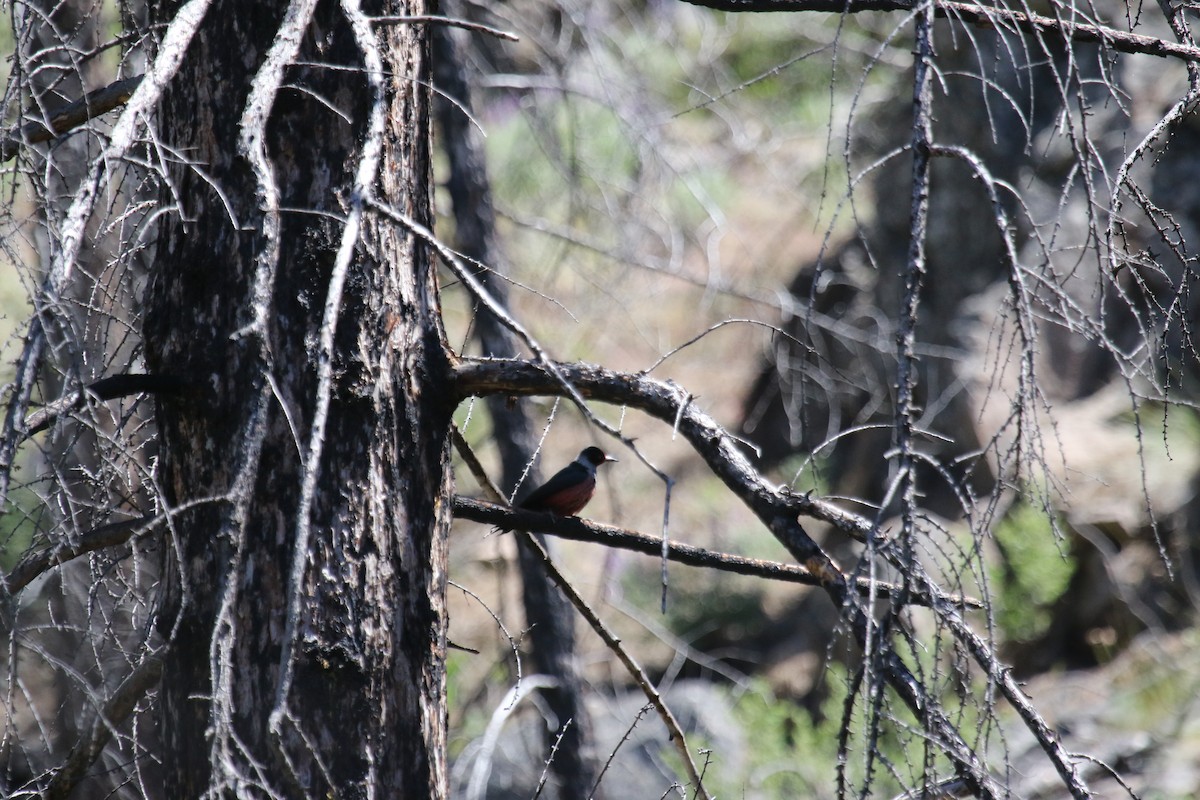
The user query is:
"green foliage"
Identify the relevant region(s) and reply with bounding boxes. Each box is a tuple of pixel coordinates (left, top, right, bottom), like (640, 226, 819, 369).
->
(622, 563, 767, 643)
(991, 501, 1075, 642)
(777, 451, 833, 496)
(487, 102, 639, 218)
(728, 665, 960, 797)
(727, 658, 1006, 797)
(0, 486, 45, 573)
(730, 677, 845, 795)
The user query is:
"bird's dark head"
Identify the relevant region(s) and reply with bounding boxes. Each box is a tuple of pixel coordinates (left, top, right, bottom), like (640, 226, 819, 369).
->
(579, 446, 617, 468)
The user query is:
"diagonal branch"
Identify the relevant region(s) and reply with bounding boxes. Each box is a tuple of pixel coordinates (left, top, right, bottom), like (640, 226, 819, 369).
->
(454, 357, 1090, 797)
(41, 655, 164, 800)
(450, 430, 713, 798)
(4, 493, 230, 596)
(0, 75, 145, 162)
(513, 531, 714, 800)
(455, 357, 852, 559)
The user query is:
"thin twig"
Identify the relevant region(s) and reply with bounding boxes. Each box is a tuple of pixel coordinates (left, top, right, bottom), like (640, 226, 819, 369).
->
(679, 0, 1200, 64)
(370, 14, 518, 41)
(532, 720, 570, 800)
(517, 533, 713, 800)
(41, 655, 165, 800)
(452, 425, 505, 503)
(591, 704, 654, 797)
(465, 675, 559, 800)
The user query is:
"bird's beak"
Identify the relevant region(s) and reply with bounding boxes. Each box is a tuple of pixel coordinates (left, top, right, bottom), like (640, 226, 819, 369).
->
(606, 454, 619, 463)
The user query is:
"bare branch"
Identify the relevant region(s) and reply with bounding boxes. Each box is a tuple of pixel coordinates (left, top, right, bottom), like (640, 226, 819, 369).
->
(4, 515, 160, 595)
(22, 374, 189, 438)
(269, 0, 384, 746)
(452, 496, 982, 608)
(0, 75, 144, 162)
(678, 0, 1200, 63)
(455, 357, 857, 554)
(40, 655, 164, 800)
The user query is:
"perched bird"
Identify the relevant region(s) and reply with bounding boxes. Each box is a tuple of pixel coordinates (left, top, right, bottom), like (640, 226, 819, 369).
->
(504, 446, 617, 529)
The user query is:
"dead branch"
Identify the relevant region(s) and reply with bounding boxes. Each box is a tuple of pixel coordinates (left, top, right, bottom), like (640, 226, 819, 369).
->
(40, 655, 164, 800)
(678, 0, 1200, 63)
(22, 374, 189, 438)
(455, 357, 882, 554)
(0, 75, 144, 162)
(453, 496, 982, 609)
(3, 515, 160, 596)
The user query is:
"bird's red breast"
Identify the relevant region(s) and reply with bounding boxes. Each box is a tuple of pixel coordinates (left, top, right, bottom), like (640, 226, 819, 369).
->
(523, 473, 596, 517)
(499, 447, 615, 532)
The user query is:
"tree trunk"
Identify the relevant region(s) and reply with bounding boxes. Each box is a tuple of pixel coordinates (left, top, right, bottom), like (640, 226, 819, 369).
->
(143, 2, 451, 796)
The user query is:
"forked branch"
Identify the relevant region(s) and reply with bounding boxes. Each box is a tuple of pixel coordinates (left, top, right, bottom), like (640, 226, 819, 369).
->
(454, 356, 1088, 798)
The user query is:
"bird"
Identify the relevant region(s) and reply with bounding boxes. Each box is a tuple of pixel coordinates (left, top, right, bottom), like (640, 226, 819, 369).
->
(502, 446, 617, 530)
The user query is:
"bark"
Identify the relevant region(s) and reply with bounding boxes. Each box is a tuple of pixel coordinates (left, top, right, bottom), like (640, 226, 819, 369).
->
(143, 2, 451, 796)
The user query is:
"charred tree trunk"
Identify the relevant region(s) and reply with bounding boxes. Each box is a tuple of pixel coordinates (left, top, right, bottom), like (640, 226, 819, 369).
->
(143, 2, 451, 796)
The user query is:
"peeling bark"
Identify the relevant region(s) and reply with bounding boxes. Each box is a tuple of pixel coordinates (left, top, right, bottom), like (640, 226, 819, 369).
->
(144, 2, 450, 796)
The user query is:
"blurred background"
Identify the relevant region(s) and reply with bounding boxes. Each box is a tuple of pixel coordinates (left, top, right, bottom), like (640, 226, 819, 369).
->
(2, 0, 1199, 797)
(439, 1, 1200, 797)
